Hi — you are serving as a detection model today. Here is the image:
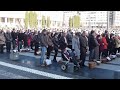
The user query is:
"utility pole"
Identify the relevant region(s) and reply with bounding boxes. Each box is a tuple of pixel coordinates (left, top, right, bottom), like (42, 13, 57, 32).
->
(107, 11, 109, 30)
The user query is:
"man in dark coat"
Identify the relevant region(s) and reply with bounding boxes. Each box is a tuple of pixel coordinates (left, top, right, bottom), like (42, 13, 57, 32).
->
(18, 30, 24, 52)
(59, 32, 67, 51)
(4, 30, 12, 53)
(79, 31, 88, 67)
(11, 29, 18, 50)
(88, 30, 98, 62)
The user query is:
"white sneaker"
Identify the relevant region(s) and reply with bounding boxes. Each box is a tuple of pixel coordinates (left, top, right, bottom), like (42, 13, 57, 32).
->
(106, 57, 111, 61)
(96, 61, 101, 64)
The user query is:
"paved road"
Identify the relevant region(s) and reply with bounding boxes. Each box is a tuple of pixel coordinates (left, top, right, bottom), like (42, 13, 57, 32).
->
(0, 50, 119, 79)
(0, 52, 89, 79)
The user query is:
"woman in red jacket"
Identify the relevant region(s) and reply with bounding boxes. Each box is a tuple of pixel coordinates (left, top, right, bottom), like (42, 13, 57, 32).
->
(97, 35, 104, 59)
(101, 34, 108, 58)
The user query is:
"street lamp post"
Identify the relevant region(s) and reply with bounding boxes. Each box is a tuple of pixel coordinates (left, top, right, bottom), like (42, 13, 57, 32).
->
(107, 11, 109, 30)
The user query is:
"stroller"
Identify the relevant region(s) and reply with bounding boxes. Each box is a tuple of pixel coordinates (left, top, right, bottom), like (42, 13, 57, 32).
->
(61, 48, 80, 71)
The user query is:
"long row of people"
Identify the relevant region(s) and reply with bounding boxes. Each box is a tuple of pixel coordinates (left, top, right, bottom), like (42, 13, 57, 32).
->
(0, 29, 120, 68)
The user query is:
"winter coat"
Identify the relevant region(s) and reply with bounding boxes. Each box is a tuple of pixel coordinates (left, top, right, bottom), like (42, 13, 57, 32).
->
(101, 37, 108, 50)
(40, 34, 48, 47)
(4, 32, 12, 42)
(18, 33, 24, 41)
(79, 35, 88, 49)
(72, 36, 80, 57)
(115, 38, 120, 48)
(53, 37, 59, 50)
(0, 33, 5, 45)
(97, 38, 104, 52)
(66, 33, 72, 45)
(46, 36, 54, 46)
(109, 38, 116, 50)
(88, 34, 97, 51)
(11, 31, 17, 41)
(59, 36, 67, 50)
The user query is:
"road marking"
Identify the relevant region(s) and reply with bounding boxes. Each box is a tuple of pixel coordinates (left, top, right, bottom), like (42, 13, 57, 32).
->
(0, 61, 73, 79)
(0, 70, 29, 79)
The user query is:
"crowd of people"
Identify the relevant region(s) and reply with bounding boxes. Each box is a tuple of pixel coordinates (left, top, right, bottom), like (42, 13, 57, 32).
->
(0, 28, 120, 68)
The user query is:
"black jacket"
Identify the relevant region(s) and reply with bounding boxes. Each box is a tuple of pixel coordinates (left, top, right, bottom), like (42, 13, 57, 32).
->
(11, 31, 17, 40)
(59, 36, 67, 50)
(53, 37, 59, 50)
(18, 33, 24, 41)
(88, 34, 97, 51)
(66, 34, 72, 45)
(109, 38, 116, 49)
(79, 35, 88, 49)
(4, 32, 12, 42)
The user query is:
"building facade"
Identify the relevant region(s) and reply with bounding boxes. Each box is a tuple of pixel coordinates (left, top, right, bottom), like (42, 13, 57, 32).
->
(79, 11, 108, 29)
(0, 11, 64, 29)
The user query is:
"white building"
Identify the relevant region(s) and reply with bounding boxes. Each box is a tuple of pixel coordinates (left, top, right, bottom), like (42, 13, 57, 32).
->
(114, 11, 120, 28)
(79, 11, 107, 29)
(0, 11, 64, 29)
(0, 11, 25, 29)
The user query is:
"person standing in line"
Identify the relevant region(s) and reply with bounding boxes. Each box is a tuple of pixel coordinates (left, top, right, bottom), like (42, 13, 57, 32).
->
(72, 32, 80, 62)
(39, 29, 48, 66)
(88, 30, 98, 62)
(18, 30, 24, 52)
(114, 35, 120, 54)
(4, 29, 12, 53)
(30, 31, 35, 50)
(96, 35, 104, 59)
(33, 31, 40, 55)
(109, 34, 116, 55)
(104, 30, 110, 56)
(101, 34, 108, 58)
(46, 32, 54, 59)
(0, 30, 5, 54)
(11, 29, 18, 50)
(52, 33, 59, 62)
(66, 30, 73, 49)
(79, 31, 88, 67)
(23, 30, 28, 49)
(59, 32, 68, 60)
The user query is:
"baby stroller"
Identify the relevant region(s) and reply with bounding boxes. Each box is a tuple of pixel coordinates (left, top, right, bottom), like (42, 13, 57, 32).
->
(61, 48, 80, 71)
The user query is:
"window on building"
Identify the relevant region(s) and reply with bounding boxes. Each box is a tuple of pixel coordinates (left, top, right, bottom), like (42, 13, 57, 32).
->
(7, 18, 13, 23)
(1, 17, 5, 22)
(15, 18, 19, 23)
(57, 22, 60, 27)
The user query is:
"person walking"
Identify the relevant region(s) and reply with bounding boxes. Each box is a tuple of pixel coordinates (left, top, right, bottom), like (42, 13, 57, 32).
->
(4, 29, 12, 53)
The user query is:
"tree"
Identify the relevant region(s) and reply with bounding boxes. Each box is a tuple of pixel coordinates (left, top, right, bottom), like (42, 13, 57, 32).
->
(24, 11, 29, 29)
(69, 17, 73, 28)
(42, 16, 46, 28)
(29, 11, 33, 29)
(73, 15, 80, 28)
(33, 12, 38, 29)
(47, 16, 50, 28)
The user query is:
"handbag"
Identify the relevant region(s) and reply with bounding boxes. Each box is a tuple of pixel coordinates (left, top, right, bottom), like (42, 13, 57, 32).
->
(44, 59, 52, 66)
